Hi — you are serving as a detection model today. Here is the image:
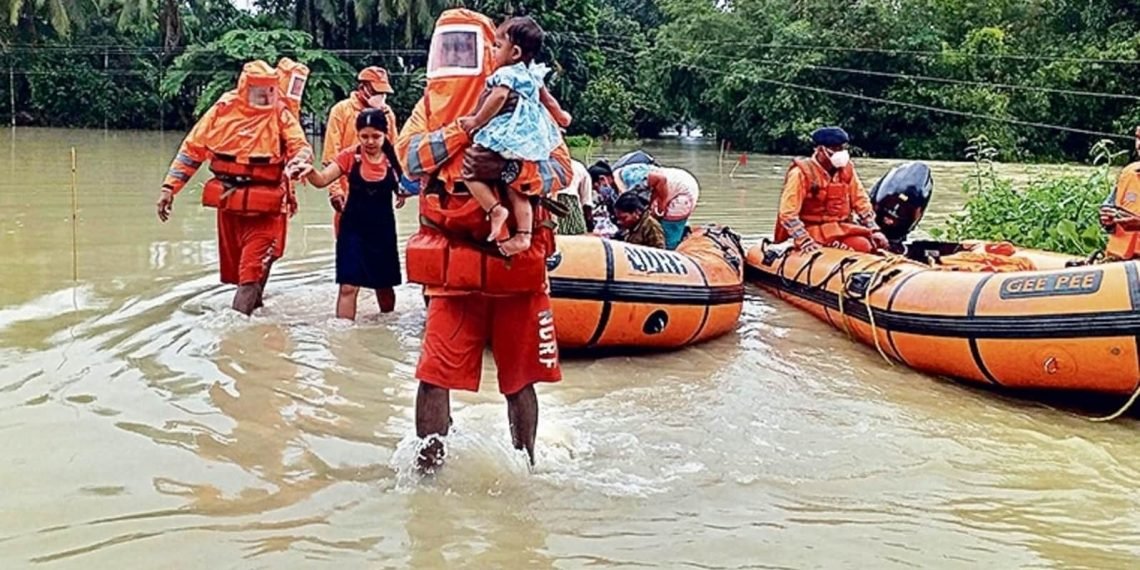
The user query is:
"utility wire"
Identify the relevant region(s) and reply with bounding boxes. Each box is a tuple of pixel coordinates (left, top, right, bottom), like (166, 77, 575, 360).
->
(580, 40, 1135, 141)
(551, 31, 1140, 65)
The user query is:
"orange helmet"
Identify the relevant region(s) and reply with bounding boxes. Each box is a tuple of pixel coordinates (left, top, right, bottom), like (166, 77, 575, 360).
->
(423, 9, 496, 131)
(206, 60, 287, 162)
(357, 66, 394, 94)
(275, 57, 310, 119)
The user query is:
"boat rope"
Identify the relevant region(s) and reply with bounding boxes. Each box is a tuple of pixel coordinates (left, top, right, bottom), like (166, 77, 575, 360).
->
(815, 256, 858, 290)
(835, 259, 856, 340)
(1088, 382, 1140, 422)
(775, 249, 793, 284)
(791, 251, 823, 283)
(837, 255, 913, 365)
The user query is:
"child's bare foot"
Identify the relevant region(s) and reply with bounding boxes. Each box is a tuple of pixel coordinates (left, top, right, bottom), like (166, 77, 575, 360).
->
(498, 232, 532, 256)
(487, 204, 510, 242)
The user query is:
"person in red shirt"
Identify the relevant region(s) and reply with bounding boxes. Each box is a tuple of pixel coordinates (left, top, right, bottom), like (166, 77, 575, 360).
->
(298, 109, 408, 319)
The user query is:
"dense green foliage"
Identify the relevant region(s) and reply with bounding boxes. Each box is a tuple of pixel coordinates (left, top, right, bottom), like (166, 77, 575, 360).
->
(931, 137, 1123, 255)
(160, 29, 357, 119)
(3, 0, 1140, 162)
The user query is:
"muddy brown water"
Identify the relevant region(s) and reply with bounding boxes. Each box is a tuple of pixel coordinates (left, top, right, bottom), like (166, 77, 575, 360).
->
(1, 128, 1136, 568)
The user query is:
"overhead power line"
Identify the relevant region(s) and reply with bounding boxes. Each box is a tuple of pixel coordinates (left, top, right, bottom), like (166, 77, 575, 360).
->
(581, 41, 1136, 141)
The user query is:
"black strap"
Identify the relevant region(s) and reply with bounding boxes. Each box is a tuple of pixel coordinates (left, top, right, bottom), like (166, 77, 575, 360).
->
(539, 195, 571, 218)
(419, 215, 510, 259)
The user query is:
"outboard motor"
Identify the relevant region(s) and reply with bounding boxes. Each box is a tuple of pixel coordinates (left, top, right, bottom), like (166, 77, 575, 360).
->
(870, 161, 934, 252)
(612, 149, 659, 170)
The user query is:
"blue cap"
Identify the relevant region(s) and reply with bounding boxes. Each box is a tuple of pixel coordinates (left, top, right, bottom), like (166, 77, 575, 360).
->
(811, 126, 849, 147)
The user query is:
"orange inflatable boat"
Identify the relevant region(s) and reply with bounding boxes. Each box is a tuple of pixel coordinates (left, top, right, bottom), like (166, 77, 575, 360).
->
(745, 239, 1140, 395)
(550, 225, 745, 349)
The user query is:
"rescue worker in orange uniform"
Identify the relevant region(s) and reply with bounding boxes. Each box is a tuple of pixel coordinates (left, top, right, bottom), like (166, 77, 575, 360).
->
(275, 57, 310, 218)
(322, 67, 400, 234)
(775, 127, 889, 254)
(396, 8, 573, 472)
(1098, 126, 1140, 260)
(156, 60, 313, 315)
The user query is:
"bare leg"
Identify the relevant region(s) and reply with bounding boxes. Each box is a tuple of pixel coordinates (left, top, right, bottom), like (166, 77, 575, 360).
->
(232, 283, 262, 316)
(506, 383, 538, 465)
(254, 269, 270, 309)
(468, 180, 509, 241)
(336, 284, 360, 320)
(415, 382, 451, 472)
(498, 191, 533, 256)
(377, 287, 396, 313)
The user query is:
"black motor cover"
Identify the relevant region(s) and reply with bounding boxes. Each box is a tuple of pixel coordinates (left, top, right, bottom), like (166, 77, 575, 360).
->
(869, 161, 934, 243)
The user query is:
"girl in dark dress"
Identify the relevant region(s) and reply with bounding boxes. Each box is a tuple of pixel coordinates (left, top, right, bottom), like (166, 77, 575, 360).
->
(302, 109, 407, 319)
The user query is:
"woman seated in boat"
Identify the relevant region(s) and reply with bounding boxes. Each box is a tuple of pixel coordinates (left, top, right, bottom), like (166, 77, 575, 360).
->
(613, 191, 665, 249)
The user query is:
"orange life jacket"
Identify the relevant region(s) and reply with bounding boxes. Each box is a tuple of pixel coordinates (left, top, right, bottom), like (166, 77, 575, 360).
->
(1105, 163, 1140, 260)
(406, 183, 556, 294)
(793, 158, 856, 224)
(201, 156, 287, 215)
(934, 242, 1037, 273)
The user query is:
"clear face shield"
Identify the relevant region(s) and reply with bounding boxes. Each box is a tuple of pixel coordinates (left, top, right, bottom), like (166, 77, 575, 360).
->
(247, 84, 278, 109)
(427, 25, 484, 79)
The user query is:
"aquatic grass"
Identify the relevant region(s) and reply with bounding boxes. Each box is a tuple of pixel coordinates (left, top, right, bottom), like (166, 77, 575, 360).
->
(931, 136, 1121, 256)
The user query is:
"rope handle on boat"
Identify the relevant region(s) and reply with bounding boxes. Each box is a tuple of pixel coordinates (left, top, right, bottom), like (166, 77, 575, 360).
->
(835, 255, 912, 366)
(790, 251, 823, 285)
(1088, 383, 1140, 422)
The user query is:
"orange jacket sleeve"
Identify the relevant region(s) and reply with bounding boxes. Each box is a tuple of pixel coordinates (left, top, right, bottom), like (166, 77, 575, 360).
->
(322, 101, 352, 197)
(776, 166, 812, 245)
(279, 107, 312, 163)
(161, 104, 217, 195)
(385, 106, 400, 146)
(395, 98, 471, 177)
(849, 170, 878, 229)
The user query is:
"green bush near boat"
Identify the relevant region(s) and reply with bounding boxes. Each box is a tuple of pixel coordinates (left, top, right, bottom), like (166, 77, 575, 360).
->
(931, 137, 1122, 257)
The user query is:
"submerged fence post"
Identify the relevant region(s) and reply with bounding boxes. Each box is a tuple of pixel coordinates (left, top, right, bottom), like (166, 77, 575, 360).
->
(157, 51, 165, 130)
(103, 47, 109, 131)
(71, 147, 79, 293)
(8, 60, 14, 128)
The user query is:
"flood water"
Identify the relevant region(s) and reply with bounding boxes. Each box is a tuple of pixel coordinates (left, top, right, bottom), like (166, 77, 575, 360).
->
(1, 128, 1137, 568)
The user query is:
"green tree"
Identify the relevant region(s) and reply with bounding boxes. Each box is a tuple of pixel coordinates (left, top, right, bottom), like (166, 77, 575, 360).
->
(3, 0, 87, 38)
(160, 28, 356, 120)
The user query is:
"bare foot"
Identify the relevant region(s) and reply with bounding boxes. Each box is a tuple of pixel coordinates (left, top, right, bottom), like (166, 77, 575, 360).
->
(487, 204, 509, 242)
(498, 232, 532, 256)
(416, 435, 446, 474)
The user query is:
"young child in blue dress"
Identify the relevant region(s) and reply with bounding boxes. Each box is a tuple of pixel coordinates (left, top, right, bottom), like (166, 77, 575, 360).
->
(459, 16, 571, 255)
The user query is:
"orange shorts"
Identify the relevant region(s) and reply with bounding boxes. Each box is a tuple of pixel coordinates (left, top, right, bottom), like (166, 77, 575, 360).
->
(217, 211, 287, 285)
(415, 292, 561, 395)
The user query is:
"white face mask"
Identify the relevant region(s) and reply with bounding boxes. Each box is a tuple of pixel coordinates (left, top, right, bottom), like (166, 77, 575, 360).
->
(367, 94, 388, 109)
(828, 149, 850, 169)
